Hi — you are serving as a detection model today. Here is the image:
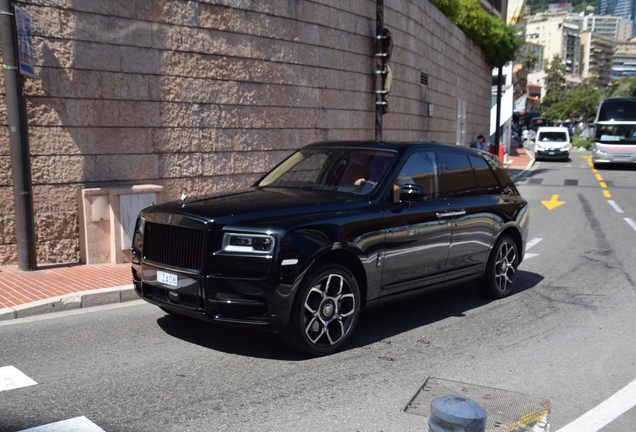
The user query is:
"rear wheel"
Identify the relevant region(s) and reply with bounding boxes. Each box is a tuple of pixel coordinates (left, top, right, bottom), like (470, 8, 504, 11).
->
(481, 234, 518, 299)
(281, 262, 360, 356)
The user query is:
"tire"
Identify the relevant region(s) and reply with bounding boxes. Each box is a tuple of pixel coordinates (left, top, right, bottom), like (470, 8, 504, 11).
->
(481, 234, 518, 299)
(280, 262, 361, 356)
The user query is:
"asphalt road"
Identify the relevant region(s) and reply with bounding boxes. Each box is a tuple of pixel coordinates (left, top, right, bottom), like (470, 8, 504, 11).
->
(2, 149, 636, 432)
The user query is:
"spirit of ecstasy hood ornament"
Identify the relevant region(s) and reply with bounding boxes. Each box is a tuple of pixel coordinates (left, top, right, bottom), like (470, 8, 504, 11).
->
(181, 193, 188, 207)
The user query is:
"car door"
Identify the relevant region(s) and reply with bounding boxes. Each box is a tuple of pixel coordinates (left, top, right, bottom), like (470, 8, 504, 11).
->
(380, 150, 452, 293)
(439, 151, 495, 281)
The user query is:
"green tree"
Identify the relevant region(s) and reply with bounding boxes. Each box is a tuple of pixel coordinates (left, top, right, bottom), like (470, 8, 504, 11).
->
(542, 54, 566, 110)
(568, 75, 600, 128)
(544, 75, 600, 128)
(522, 50, 539, 71)
(430, 0, 524, 67)
(604, 76, 636, 98)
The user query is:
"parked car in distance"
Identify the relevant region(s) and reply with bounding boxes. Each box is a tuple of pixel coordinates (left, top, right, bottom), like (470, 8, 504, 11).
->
(131, 141, 529, 356)
(533, 126, 571, 161)
(529, 117, 548, 131)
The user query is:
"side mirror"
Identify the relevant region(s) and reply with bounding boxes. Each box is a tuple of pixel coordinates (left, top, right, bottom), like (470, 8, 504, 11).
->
(399, 184, 425, 202)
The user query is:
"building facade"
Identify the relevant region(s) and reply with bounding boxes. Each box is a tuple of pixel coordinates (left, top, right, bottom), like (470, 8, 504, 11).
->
(526, 13, 581, 74)
(580, 32, 615, 86)
(583, 14, 634, 41)
(596, 0, 636, 37)
(0, 0, 494, 265)
(613, 40, 636, 76)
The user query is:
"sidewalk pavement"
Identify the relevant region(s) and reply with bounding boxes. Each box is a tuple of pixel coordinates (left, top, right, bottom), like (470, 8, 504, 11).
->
(0, 147, 535, 322)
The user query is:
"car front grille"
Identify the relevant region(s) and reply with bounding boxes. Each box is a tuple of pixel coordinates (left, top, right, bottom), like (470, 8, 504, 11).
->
(144, 222, 205, 270)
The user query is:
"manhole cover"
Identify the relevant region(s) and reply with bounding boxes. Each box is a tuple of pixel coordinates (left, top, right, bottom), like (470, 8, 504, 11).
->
(405, 378, 550, 431)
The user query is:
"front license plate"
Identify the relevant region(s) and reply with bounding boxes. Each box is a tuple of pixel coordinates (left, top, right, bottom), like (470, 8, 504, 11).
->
(157, 270, 178, 287)
(548, 151, 555, 155)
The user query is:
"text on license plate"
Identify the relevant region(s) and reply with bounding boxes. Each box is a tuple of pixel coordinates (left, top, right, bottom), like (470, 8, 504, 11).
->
(157, 270, 178, 287)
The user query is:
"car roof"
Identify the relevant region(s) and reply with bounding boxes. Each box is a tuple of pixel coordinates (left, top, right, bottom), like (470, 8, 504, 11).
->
(536, 127, 568, 133)
(304, 140, 481, 153)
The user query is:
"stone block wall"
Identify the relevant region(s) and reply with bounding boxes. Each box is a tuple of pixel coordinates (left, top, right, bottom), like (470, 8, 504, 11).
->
(0, 0, 492, 265)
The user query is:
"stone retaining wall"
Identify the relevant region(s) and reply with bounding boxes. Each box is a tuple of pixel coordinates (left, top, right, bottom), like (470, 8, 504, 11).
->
(0, 0, 492, 264)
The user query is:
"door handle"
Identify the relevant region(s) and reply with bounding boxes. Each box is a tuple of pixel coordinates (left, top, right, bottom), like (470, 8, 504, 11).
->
(436, 210, 466, 218)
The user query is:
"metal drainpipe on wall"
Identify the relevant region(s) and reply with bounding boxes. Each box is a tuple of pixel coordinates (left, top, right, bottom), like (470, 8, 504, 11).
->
(375, 0, 384, 141)
(0, 0, 37, 270)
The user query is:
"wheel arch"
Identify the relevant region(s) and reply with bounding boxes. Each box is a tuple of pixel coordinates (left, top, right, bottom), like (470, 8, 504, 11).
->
(307, 249, 368, 309)
(498, 226, 523, 263)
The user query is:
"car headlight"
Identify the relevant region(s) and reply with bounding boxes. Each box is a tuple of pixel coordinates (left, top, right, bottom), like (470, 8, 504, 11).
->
(132, 216, 145, 252)
(222, 233, 275, 254)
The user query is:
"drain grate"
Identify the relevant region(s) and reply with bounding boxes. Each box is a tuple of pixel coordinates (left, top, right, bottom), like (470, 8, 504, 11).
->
(404, 378, 550, 431)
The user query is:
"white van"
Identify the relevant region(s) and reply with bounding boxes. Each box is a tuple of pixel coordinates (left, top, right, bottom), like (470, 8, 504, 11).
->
(533, 126, 571, 161)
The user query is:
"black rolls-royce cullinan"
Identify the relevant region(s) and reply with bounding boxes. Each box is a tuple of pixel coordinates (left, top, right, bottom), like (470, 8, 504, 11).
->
(131, 141, 529, 356)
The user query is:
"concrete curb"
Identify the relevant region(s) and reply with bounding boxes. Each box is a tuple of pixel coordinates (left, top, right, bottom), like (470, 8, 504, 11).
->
(0, 285, 137, 321)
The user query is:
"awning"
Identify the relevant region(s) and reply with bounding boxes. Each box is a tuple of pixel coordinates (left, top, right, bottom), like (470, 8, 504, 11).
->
(514, 94, 527, 113)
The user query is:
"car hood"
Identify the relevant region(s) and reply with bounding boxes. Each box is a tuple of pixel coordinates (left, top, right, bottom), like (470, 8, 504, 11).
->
(143, 187, 370, 225)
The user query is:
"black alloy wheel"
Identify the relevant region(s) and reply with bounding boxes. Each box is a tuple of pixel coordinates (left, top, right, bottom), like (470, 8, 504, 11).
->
(281, 262, 360, 356)
(482, 234, 518, 299)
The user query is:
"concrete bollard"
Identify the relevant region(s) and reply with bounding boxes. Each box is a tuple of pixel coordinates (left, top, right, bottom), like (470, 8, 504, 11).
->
(429, 395, 487, 432)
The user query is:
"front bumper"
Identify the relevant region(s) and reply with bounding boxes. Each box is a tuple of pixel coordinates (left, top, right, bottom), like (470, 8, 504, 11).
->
(536, 149, 569, 159)
(592, 152, 636, 164)
(132, 262, 293, 331)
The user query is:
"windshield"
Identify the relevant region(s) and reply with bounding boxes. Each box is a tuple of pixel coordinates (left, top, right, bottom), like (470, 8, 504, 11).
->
(595, 124, 636, 145)
(537, 131, 568, 142)
(257, 147, 397, 195)
(597, 100, 636, 122)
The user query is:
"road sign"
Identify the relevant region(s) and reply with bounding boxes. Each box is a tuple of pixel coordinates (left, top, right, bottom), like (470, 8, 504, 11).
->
(14, 5, 35, 78)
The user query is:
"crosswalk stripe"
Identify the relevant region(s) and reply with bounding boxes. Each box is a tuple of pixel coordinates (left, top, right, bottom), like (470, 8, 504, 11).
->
(18, 416, 104, 432)
(0, 366, 37, 392)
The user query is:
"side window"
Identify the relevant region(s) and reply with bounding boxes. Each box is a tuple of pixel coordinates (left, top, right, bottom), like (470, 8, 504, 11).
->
(393, 151, 439, 202)
(469, 155, 502, 195)
(440, 151, 479, 198)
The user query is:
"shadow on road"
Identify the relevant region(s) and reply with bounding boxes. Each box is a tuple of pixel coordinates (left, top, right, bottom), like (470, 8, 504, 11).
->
(156, 270, 544, 360)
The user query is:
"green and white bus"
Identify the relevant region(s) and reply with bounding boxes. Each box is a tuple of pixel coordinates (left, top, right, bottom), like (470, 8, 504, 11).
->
(592, 97, 636, 168)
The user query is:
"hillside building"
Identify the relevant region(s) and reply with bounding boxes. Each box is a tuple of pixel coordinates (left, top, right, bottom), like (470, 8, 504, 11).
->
(580, 32, 616, 86)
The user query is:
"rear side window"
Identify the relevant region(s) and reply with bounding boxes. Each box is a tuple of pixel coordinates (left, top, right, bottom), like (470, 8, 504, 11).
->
(470, 155, 502, 195)
(440, 152, 479, 198)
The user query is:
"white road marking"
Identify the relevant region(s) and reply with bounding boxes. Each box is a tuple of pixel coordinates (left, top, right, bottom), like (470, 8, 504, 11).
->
(556, 377, 636, 432)
(18, 417, 104, 432)
(526, 238, 542, 251)
(607, 200, 624, 213)
(0, 366, 37, 392)
(625, 218, 636, 232)
(523, 238, 542, 260)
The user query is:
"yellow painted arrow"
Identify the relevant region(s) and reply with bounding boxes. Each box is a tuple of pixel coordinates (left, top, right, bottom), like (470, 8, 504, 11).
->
(541, 194, 565, 210)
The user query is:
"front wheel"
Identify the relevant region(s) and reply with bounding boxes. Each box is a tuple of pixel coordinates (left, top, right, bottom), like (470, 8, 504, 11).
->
(280, 262, 361, 356)
(481, 234, 519, 299)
